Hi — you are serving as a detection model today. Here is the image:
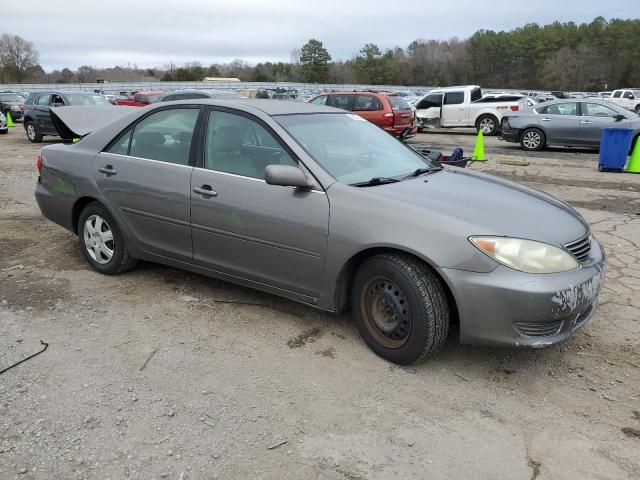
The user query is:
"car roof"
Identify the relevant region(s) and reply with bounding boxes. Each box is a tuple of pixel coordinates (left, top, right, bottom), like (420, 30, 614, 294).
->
(161, 98, 344, 115)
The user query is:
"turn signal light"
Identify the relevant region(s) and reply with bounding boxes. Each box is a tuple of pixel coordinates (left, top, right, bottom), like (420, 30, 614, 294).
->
(383, 112, 395, 125)
(36, 153, 43, 174)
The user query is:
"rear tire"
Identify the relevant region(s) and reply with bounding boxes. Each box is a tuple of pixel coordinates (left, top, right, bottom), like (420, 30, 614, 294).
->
(351, 253, 449, 365)
(634, 104, 640, 115)
(520, 128, 545, 151)
(25, 121, 42, 143)
(476, 114, 499, 136)
(78, 202, 137, 275)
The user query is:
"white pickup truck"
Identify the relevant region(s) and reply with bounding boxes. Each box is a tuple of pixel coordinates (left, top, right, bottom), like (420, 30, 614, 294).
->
(609, 89, 640, 114)
(414, 85, 528, 135)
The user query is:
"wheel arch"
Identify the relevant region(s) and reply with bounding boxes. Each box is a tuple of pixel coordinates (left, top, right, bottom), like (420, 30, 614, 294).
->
(71, 196, 100, 234)
(333, 246, 460, 329)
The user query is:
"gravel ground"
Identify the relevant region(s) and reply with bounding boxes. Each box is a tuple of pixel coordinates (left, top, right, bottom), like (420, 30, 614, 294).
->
(1, 126, 639, 480)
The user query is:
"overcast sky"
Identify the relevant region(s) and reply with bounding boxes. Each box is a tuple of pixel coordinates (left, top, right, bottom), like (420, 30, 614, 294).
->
(3, 0, 637, 70)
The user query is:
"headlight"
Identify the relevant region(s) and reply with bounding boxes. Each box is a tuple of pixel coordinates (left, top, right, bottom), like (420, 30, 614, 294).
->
(469, 236, 579, 274)
(11, 105, 20, 111)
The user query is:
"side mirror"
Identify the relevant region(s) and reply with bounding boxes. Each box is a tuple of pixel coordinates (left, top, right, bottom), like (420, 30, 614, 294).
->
(52, 102, 64, 108)
(614, 114, 626, 121)
(265, 165, 313, 189)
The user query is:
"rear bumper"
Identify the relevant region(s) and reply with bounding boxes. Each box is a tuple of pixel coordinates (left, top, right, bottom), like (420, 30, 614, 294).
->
(441, 238, 606, 348)
(499, 127, 520, 143)
(35, 178, 76, 232)
(383, 125, 418, 138)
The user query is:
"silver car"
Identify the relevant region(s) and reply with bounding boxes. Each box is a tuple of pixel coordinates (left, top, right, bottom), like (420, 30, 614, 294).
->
(501, 98, 640, 151)
(35, 100, 605, 364)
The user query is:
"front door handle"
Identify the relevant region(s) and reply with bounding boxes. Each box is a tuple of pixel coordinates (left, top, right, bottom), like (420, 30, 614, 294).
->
(580, 120, 592, 124)
(99, 165, 117, 175)
(193, 185, 218, 198)
(540, 118, 551, 122)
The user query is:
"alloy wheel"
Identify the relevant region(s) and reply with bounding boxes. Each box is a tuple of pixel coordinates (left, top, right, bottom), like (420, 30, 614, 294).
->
(83, 214, 114, 264)
(479, 118, 495, 134)
(26, 124, 36, 141)
(522, 131, 541, 149)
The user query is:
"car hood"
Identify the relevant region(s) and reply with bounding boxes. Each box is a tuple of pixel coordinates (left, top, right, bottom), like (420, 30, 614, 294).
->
(2, 101, 23, 106)
(366, 167, 588, 246)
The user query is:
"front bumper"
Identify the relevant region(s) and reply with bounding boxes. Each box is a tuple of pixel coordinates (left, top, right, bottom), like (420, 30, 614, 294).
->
(441, 238, 606, 347)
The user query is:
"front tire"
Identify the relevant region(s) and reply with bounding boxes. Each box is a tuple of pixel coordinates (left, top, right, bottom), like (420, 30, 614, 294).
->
(476, 114, 499, 136)
(351, 254, 449, 365)
(78, 202, 137, 275)
(25, 121, 42, 143)
(520, 128, 545, 151)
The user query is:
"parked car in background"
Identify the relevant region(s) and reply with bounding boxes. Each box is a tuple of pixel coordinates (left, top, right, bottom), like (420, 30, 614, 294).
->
(0, 111, 7, 134)
(480, 93, 539, 108)
(0, 92, 25, 121)
(23, 91, 112, 143)
(308, 91, 417, 139)
(35, 99, 605, 364)
(156, 90, 246, 102)
(609, 89, 640, 114)
(500, 98, 640, 151)
(271, 92, 294, 100)
(114, 90, 164, 107)
(414, 85, 527, 135)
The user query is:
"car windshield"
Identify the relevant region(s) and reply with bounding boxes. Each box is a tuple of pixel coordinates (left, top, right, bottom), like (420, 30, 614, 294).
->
(0, 94, 23, 102)
(633, 90, 640, 98)
(276, 113, 439, 185)
(65, 94, 110, 106)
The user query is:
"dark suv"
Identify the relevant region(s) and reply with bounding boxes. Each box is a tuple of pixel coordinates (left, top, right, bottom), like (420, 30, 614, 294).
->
(308, 91, 417, 139)
(0, 92, 24, 122)
(23, 91, 111, 142)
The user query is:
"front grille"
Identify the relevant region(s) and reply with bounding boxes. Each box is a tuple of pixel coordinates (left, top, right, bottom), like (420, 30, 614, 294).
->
(565, 234, 592, 262)
(514, 320, 563, 337)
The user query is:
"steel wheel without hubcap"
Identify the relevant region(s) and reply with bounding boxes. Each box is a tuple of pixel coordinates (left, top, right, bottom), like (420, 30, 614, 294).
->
(522, 130, 542, 149)
(83, 214, 114, 264)
(479, 117, 495, 134)
(26, 123, 37, 141)
(361, 276, 411, 348)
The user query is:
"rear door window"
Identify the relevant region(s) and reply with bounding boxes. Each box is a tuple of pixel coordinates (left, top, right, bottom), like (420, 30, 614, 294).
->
(612, 91, 622, 99)
(386, 95, 410, 111)
(128, 108, 200, 165)
(353, 95, 383, 111)
(537, 102, 578, 116)
(443, 92, 465, 105)
(326, 94, 355, 111)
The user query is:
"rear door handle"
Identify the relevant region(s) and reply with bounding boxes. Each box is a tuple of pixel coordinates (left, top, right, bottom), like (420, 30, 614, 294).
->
(193, 185, 218, 198)
(99, 165, 117, 175)
(580, 121, 592, 124)
(540, 118, 551, 122)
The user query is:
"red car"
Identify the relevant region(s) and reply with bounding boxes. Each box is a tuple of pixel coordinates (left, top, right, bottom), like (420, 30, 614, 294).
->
(114, 90, 164, 107)
(308, 91, 417, 139)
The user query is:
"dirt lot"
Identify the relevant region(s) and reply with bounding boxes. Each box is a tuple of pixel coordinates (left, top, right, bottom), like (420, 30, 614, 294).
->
(1, 126, 639, 480)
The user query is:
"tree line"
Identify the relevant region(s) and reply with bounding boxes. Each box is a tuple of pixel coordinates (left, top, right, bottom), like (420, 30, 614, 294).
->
(1, 17, 639, 90)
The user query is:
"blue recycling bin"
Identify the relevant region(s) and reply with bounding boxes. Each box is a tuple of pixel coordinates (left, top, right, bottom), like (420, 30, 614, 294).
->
(599, 128, 633, 172)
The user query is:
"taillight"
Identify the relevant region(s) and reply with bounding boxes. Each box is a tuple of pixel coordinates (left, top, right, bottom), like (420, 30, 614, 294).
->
(384, 112, 395, 125)
(510, 105, 520, 111)
(36, 153, 43, 174)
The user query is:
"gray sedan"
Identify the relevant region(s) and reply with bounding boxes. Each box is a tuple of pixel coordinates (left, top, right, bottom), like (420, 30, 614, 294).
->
(35, 100, 605, 364)
(501, 98, 640, 151)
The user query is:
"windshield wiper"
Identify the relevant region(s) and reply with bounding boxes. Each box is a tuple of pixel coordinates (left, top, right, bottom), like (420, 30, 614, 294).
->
(350, 177, 400, 187)
(401, 167, 443, 180)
